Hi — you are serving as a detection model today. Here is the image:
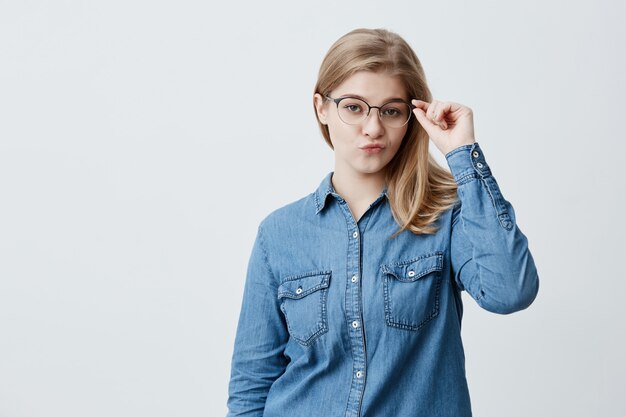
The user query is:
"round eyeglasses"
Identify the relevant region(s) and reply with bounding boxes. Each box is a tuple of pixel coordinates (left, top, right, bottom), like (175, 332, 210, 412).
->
(325, 95, 414, 128)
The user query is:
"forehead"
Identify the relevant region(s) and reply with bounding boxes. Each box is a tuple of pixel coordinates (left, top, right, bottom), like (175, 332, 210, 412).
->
(331, 70, 407, 102)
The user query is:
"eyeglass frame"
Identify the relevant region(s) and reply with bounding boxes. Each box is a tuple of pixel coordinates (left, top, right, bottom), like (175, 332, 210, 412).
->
(324, 95, 416, 128)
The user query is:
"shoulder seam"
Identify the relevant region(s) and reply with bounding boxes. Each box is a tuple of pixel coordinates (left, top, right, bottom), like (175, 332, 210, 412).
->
(257, 221, 278, 288)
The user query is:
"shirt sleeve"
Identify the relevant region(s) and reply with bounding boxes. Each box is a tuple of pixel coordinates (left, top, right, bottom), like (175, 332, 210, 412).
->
(227, 222, 289, 416)
(447, 142, 539, 314)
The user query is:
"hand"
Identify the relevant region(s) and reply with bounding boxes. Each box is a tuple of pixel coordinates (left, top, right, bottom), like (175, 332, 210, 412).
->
(411, 99, 476, 156)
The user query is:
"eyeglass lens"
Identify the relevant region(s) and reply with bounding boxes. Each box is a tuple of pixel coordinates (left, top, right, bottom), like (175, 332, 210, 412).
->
(335, 97, 411, 128)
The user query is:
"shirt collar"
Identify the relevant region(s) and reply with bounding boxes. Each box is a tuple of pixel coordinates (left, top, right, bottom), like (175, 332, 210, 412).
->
(314, 171, 389, 214)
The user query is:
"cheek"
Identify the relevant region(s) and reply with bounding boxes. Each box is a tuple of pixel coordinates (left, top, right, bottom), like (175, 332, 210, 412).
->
(388, 130, 408, 154)
(393, 129, 408, 145)
(328, 121, 356, 145)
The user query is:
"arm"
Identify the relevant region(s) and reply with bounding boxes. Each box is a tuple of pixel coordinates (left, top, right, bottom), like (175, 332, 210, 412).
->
(227, 222, 288, 416)
(447, 142, 539, 314)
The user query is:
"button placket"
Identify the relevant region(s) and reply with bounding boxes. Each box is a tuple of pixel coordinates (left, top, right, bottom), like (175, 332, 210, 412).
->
(336, 198, 367, 415)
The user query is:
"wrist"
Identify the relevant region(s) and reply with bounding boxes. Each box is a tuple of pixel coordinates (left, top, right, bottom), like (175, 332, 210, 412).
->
(444, 141, 475, 159)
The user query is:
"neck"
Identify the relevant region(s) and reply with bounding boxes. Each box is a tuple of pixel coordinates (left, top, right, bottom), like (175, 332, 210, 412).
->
(330, 167, 386, 204)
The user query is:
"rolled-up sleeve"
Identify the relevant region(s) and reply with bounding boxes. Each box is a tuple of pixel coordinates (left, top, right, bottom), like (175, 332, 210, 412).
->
(227, 222, 288, 416)
(447, 142, 539, 314)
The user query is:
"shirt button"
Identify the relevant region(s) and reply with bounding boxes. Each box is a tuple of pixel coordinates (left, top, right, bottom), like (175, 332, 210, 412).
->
(407, 270, 415, 277)
(296, 287, 303, 295)
(472, 150, 480, 158)
(352, 230, 358, 238)
(476, 162, 484, 168)
(352, 320, 359, 328)
(351, 275, 358, 283)
(356, 371, 363, 378)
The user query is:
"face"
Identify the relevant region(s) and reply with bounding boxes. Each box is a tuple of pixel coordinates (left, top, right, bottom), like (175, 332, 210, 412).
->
(314, 70, 409, 178)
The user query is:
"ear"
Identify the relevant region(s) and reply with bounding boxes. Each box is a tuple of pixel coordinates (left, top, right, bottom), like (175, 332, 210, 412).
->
(313, 93, 328, 125)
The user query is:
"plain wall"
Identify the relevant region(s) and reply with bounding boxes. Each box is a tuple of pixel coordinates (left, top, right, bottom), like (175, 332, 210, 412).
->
(1, 0, 624, 416)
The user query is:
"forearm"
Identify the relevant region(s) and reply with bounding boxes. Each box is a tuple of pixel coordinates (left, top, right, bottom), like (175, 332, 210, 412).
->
(447, 143, 539, 314)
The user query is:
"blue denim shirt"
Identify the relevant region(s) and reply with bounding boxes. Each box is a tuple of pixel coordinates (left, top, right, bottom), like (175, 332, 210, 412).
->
(227, 142, 539, 417)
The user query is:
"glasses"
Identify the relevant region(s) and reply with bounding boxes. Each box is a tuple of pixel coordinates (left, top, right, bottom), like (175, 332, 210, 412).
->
(325, 95, 413, 128)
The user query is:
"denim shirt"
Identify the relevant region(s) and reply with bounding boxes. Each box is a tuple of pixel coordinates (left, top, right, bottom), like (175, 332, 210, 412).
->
(227, 142, 539, 417)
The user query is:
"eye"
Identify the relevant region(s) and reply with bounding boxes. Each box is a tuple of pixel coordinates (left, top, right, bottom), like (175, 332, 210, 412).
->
(382, 108, 401, 117)
(343, 103, 364, 113)
(381, 103, 409, 119)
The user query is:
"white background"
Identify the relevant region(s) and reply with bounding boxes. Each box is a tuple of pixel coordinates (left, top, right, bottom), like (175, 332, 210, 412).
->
(1, 1, 624, 416)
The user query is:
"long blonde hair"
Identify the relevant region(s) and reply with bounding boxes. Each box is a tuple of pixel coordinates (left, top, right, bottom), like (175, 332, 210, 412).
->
(313, 28, 459, 238)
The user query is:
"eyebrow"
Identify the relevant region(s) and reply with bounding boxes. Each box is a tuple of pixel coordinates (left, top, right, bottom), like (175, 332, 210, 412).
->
(337, 94, 408, 103)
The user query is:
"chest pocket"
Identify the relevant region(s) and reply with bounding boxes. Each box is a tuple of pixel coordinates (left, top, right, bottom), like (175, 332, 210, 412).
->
(381, 252, 444, 331)
(277, 270, 331, 347)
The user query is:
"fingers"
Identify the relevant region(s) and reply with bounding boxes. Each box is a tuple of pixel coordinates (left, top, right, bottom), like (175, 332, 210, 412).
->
(429, 101, 450, 129)
(430, 102, 448, 130)
(412, 99, 448, 130)
(426, 100, 446, 129)
(412, 100, 443, 134)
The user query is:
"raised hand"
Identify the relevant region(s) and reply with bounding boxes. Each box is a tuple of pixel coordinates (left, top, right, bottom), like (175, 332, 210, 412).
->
(411, 99, 476, 155)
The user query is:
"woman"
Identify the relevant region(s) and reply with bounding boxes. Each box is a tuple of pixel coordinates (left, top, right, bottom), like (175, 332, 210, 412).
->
(227, 28, 539, 417)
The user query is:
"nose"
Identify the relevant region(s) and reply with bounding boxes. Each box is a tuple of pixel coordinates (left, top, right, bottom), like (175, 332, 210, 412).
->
(362, 109, 385, 138)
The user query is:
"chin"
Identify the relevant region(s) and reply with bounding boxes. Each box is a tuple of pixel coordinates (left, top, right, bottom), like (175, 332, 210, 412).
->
(356, 166, 386, 175)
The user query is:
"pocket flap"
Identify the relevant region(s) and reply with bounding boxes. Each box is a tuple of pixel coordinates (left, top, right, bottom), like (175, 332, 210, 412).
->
(381, 252, 443, 282)
(278, 271, 331, 300)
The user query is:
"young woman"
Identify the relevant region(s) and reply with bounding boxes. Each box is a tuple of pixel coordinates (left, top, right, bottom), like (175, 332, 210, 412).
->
(226, 28, 539, 417)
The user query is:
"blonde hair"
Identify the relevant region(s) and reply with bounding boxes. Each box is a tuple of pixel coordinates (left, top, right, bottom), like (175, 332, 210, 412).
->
(313, 28, 459, 238)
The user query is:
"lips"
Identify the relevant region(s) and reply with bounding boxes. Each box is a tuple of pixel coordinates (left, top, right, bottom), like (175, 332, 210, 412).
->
(360, 144, 385, 154)
(360, 144, 385, 150)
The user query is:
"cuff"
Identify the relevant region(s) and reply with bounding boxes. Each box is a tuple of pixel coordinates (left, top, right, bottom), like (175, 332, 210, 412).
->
(445, 142, 492, 185)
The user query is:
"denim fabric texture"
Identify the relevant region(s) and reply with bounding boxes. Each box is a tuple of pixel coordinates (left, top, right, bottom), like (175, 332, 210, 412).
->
(227, 142, 539, 417)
